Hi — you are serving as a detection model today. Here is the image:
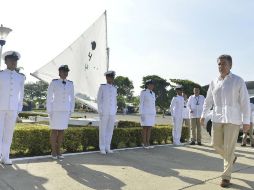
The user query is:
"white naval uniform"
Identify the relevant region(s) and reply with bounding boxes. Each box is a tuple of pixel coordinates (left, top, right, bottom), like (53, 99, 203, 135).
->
(139, 89, 156, 126)
(46, 79, 75, 130)
(97, 83, 117, 151)
(170, 95, 184, 145)
(0, 69, 25, 160)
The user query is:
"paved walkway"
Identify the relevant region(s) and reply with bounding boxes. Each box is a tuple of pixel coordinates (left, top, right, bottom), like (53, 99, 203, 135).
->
(0, 144, 253, 190)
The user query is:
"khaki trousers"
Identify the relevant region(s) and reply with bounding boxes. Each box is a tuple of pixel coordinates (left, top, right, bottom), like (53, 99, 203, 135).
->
(190, 118, 201, 142)
(212, 123, 240, 180)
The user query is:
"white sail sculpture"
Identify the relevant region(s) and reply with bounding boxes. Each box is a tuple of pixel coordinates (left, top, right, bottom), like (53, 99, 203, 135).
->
(31, 11, 109, 111)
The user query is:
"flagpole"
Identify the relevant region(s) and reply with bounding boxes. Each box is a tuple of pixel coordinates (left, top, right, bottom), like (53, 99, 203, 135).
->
(105, 10, 109, 71)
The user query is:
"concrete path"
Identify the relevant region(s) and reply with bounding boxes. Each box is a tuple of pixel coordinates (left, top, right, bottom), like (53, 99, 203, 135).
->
(0, 144, 253, 190)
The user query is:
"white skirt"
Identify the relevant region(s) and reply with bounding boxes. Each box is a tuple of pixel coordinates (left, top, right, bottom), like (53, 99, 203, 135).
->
(141, 114, 156, 126)
(49, 111, 70, 130)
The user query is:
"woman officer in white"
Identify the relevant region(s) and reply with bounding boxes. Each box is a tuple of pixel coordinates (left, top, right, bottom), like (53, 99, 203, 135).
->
(46, 65, 75, 159)
(139, 79, 156, 149)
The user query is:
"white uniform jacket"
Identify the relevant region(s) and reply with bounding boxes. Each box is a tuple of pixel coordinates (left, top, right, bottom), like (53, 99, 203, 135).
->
(139, 89, 156, 115)
(170, 95, 184, 118)
(0, 69, 25, 112)
(46, 79, 75, 113)
(201, 72, 250, 125)
(182, 100, 190, 119)
(187, 95, 205, 118)
(97, 84, 117, 115)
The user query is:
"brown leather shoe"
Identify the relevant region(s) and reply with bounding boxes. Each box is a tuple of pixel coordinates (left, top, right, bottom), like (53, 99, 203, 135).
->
(233, 156, 237, 164)
(220, 179, 230, 188)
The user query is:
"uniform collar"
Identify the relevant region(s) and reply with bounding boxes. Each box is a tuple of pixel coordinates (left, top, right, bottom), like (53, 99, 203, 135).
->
(218, 72, 233, 81)
(4, 69, 16, 73)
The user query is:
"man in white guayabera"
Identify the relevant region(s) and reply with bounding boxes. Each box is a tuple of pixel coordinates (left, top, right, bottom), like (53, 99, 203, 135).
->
(97, 71, 117, 155)
(187, 87, 205, 145)
(200, 54, 250, 188)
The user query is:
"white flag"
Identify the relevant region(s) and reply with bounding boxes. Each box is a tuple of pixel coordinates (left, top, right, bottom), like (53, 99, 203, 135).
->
(31, 11, 108, 111)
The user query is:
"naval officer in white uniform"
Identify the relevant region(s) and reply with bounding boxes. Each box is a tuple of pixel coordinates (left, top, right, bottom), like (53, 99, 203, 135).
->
(170, 85, 184, 145)
(139, 79, 156, 149)
(0, 51, 25, 165)
(46, 65, 75, 159)
(97, 71, 117, 154)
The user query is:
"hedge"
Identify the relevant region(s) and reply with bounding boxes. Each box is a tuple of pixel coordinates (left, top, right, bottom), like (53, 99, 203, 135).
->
(11, 124, 189, 157)
(18, 112, 48, 119)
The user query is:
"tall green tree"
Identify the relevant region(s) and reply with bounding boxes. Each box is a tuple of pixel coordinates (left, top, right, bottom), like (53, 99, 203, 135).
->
(114, 76, 134, 99)
(24, 81, 48, 104)
(168, 79, 207, 102)
(141, 75, 170, 113)
(114, 76, 134, 111)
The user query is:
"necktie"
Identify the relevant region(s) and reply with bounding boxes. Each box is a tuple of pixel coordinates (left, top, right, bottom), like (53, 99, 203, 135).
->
(62, 81, 66, 85)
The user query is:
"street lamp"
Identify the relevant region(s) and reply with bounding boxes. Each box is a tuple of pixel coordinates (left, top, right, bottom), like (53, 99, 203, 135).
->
(0, 24, 12, 69)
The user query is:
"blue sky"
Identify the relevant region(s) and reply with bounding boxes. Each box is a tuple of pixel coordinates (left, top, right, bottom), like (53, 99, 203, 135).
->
(1, 0, 254, 95)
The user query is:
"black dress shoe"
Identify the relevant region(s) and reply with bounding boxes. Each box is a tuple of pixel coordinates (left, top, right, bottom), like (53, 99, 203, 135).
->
(220, 179, 230, 188)
(197, 142, 202, 146)
(190, 141, 195, 145)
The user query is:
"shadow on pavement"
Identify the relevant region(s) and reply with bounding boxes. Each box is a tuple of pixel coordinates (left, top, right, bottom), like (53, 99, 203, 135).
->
(0, 163, 47, 190)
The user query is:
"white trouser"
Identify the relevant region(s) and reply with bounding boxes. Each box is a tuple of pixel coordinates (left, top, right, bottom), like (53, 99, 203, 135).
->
(99, 115, 115, 151)
(172, 116, 183, 144)
(0, 111, 18, 160)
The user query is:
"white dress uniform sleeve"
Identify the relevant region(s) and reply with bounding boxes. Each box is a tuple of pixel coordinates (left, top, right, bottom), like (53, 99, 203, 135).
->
(46, 81, 54, 113)
(239, 80, 251, 124)
(115, 87, 118, 113)
(170, 97, 176, 117)
(70, 82, 75, 113)
(187, 96, 192, 111)
(201, 82, 214, 118)
(139, 91, 145, 115)
(97, 85, 103, 114)
(18, 76, 25, 112)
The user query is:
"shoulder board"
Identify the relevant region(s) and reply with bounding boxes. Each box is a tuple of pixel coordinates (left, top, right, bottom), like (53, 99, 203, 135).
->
(52, 79, 58, 81)
(142, 89, 146, 92)
(0, 70, 3, 72)
(100, 84, 106, 85)
(18, 72, 25, 76)
(67, 80, 73, 83)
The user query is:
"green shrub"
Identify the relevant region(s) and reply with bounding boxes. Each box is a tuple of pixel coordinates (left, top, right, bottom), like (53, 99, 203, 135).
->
(10, 124, 189, 157)
(117, 121, 141, 128)
(82, 127, 99, 150)
(150, 126, 172, 144)
(63, 128, 83, 152)
(18, 112, 48, 119)
(12, 125, 50, 155)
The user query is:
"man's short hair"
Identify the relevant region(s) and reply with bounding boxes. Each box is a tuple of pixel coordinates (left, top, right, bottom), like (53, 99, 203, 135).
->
(217, 54, 232, 64)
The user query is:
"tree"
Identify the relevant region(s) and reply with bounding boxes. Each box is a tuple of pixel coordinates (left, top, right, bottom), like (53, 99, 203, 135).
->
(114, 76, 134, 112)
(117, 95, 126, 112)
(168, 79, 207, 102)
(114, 76, 134, 99)
(24, 81, 48, 105)
(141, 75, 170, 113)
